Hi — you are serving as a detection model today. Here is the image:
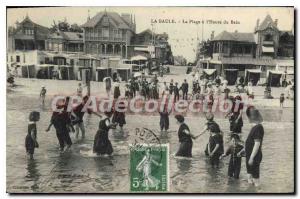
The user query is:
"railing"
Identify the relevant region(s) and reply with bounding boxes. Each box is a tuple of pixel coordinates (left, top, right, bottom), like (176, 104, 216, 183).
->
(85, 36, 126, 42)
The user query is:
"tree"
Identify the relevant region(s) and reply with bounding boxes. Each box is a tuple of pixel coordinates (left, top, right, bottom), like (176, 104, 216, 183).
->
(50, 20, 58, 33)
(7, 26, 16, 35)
(69, 23, 83, 33)
(57, 20, 70, 32)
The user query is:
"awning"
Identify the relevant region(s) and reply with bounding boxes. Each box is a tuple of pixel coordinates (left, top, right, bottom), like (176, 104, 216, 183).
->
(246, 69, 261, 73)
(116, 67, 131, 70)
(96, 67, 110, 70)
(203, 69, 216, 75)
(131, 55, 148, 61)
(134, 72, 142, 77)
(268, 70, 283, 75)
(38, 64, 54, 67)
(262, 46, 274, 53)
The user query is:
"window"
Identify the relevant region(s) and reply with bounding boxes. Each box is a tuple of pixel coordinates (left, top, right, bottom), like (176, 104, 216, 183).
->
(16, 55, 20, 63)
(24, 28, 34, 35)
(113, 29, 118, 38)
(117, 30, 122, 38)
(103, 28, 109, 38)
(265, 34, 273, 41)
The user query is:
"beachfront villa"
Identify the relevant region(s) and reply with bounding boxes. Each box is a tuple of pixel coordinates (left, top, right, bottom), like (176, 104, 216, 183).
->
(198, 14, 294, 84)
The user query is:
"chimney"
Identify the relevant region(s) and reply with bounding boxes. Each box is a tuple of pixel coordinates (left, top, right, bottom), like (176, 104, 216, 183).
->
(87, 10, 90, 22)
(256, 19, 260, 30)
(274, 19, 278, 27)
(15, 20, 20, 28)
(210, 31, 215, 40)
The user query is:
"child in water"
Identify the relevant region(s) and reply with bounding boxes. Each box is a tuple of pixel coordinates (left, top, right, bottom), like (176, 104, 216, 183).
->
(220, 133, 244, 179)
(25, 111, 40, 159)
(112, 101, 126, 132)
(159, 105, 171, 132)
(207, 122, 224, 167)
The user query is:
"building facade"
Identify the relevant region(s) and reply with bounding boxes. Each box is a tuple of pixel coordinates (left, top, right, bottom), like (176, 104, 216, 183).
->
(46, 31, 84, 53)
(7, 16, 50, 52)
(198, 14, 294, 78)
(129, 29, 173, 64)
(81, 11, 136, 58)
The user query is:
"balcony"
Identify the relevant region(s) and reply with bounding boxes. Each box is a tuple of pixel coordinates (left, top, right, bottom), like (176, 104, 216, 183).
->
(85, 36, 126, 42)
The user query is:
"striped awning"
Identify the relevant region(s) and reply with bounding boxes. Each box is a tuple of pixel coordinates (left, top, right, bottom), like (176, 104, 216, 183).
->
(262, 46, 274, 53)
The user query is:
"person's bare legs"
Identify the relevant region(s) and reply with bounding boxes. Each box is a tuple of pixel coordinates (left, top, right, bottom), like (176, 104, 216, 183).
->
(247, 174, 254, 184)
(79, 122, 85, 139)
(75, 124, 79, 139)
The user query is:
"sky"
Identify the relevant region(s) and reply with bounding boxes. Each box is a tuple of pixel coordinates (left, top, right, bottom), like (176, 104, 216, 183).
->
(7, 7, 294, 62)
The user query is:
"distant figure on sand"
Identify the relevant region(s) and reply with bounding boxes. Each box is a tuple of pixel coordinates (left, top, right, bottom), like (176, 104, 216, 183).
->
(104, 77, 112, 98)
(280, 93, 285, 108)
(181, 79, 189, 100)
(39, 86, 47, 105)
(25, 111, 40, 159)
(113, 82, 121, 99)
(77, 83, 83, 96)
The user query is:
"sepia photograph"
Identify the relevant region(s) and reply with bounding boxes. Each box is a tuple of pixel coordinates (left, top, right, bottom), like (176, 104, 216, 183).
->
(5, 6, 295, 194)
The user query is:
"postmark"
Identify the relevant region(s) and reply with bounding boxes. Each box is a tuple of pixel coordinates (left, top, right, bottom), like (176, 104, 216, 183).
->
(129, 143, 169, 192)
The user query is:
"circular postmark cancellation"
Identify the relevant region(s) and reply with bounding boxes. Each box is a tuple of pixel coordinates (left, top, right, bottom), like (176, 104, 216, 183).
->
(129, 128, 169, 192)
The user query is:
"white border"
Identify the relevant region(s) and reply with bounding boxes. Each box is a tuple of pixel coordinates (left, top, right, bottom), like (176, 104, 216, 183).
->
(1, 1, 298, 199)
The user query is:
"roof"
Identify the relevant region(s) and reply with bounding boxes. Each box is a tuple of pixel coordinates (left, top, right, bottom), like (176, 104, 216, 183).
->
(280, 30, 294, 36)
(48, 31, 83, 42)
(137, 29, 154, 35)
(81, 11, 133, 30)
(12, 16, 49, 39)
(62, 32, 84, 42)
(48, 32, 65, 40)
(212, 31, 255, 43)
(256, 14, 278, 32)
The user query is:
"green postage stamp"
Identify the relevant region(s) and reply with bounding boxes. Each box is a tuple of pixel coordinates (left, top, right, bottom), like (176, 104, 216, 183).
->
(130, 144, 169, 192)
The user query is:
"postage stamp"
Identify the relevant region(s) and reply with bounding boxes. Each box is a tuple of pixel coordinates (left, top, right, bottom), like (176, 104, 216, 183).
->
(129, 144, 169, 192)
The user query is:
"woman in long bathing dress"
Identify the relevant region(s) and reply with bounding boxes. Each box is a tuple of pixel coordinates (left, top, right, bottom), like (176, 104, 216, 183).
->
(136, 148, 162, 190)
(174, 114, 198, 157)
(93, 111, 116, 156)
